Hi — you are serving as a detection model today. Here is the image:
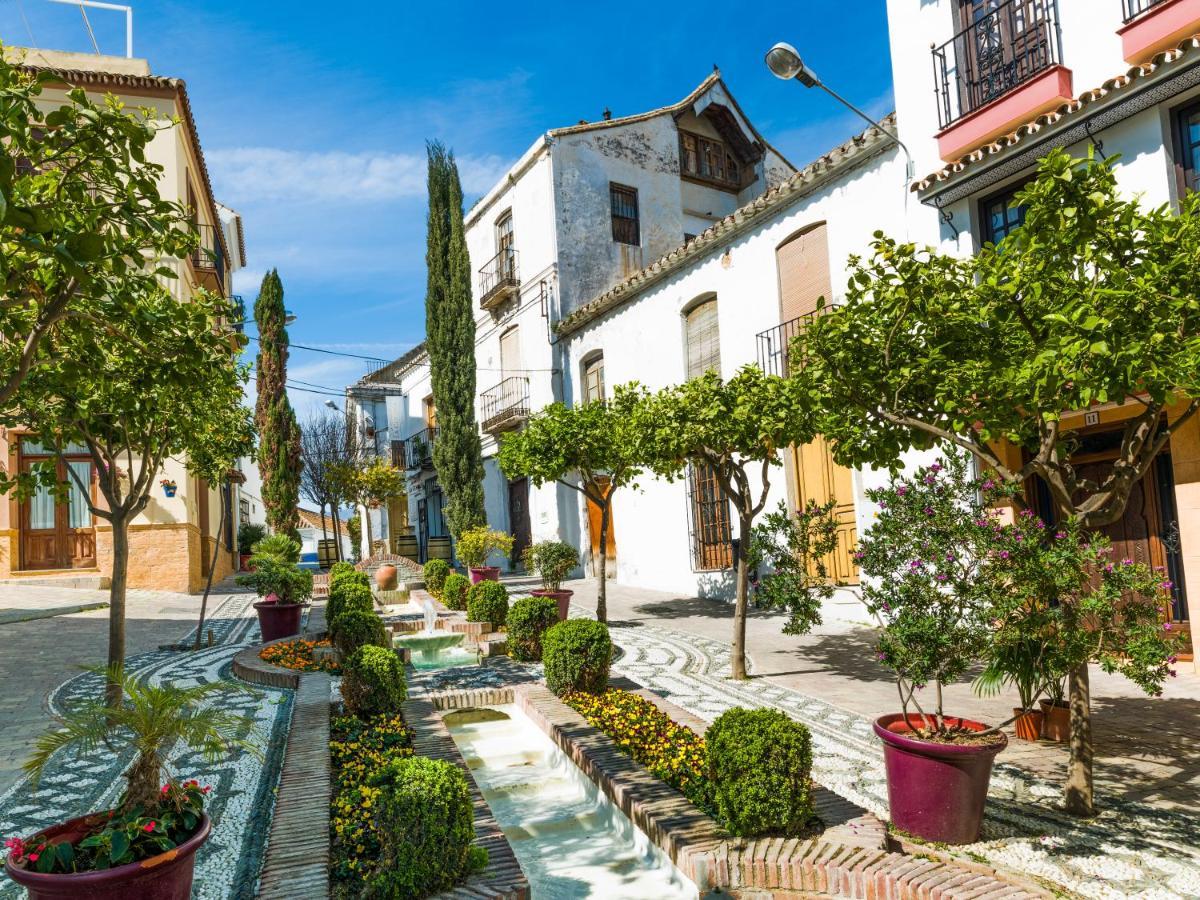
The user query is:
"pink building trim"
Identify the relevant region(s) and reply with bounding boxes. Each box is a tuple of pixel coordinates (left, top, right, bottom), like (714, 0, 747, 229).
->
(936, 66, 1075, 163)
(1119, 0, 1200, 64)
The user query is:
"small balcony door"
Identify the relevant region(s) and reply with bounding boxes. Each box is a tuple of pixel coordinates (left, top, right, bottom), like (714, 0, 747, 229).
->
(496, 212, 516, 281)
(18, 445, 96, 571)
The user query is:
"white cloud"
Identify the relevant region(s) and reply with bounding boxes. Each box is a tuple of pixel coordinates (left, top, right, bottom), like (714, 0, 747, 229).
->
(207, 147, 513, 204)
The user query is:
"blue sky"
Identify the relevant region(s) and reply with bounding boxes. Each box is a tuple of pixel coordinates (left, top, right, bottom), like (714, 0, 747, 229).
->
(1, 0, 894, 414)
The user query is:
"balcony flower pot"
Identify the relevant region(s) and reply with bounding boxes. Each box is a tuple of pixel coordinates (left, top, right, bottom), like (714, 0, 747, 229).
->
(873, 713, 1006, 845)
(531, 588, 573, 621)
(469, 566, 500, 585)
(160, 481, 177, 498)
(374, 563, 399, 591)
(1039, 699, 1071, 742)
(1012, 707, 1043, 741)
(254, 600, 303, 642)
(4, 812, 211, 900)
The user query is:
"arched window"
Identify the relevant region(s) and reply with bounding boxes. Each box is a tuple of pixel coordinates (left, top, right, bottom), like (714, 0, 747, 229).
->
(582, 352, 605, 405)
(684, 296, 720, 380)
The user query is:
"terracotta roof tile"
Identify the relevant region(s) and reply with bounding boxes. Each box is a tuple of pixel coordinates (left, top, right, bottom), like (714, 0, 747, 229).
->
(296, 507, 346, 536)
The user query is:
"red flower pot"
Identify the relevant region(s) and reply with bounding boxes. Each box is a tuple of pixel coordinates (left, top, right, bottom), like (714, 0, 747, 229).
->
(874, 713, 1005, 845)
(532, 588, 574, 621)
(469, 566, 500, 585)
(4, 812, 210, 900)
(1039, 699, 1071, 742)
(1012, 708, 1044, 742)
(254, 600, 303, 642)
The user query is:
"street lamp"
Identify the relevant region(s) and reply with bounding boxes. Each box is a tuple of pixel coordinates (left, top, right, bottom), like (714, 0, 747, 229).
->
(324, 400, 340, 412)
(765, 42, 914, 181)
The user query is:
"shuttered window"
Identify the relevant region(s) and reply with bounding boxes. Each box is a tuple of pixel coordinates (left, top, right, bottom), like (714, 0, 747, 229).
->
(685, 298, 720, 380)
(610, 184, 640, 245)
(583, 354, 605, 405)
(776, 223, 831, 323)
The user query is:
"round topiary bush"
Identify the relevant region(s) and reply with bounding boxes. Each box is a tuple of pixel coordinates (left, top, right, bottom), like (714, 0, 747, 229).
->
(330, 568, 370, 599)
(466, 581, 509, 627)
(542, 619, 612, 696)
(442, 573, 470, 611)
(326, 581, 374, 625)
(330, 608, 388, 658)
(341, 644, 406, 718)
(705, 707, 814, 837)
(506, 596, 558, 662)
(328, 560, 356, 579)
(423, 559, 450, 597)
(364, 756, 487, 899)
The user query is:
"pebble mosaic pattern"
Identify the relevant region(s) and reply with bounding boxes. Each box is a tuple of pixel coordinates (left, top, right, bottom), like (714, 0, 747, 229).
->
(0, 592, 292, 900)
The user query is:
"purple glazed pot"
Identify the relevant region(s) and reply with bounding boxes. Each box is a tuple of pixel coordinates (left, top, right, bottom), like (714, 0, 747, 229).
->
(874, 713, 1005, 845)
(4, 813, 210, 900)
(254, 600, 303, 642)
(469, 566, 500, 585)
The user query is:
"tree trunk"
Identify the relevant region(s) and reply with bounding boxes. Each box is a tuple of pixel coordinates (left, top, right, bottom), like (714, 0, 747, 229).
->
(194, 485, 228, 651)
(363, 505, 373, 556)
(331, 503, 343, 561)
(106, 509, 130, 708)
(731, 510, 752, 681)
(597, 501, 610, 623)
(1065, 663, 1095, 816)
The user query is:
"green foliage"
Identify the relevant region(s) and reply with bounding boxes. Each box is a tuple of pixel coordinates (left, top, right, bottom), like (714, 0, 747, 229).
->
(329, 458, 406, 512)
(706, 708, 814, 837)
(749, 500, 840, 636)
(425, 142, 486, 537)
(466, 580, 509, 626)
(252, 534, 301, 564)
(329, 561, 356, 579)
(455, 525, 514, 569)
(442, 573, 471, 611)
(23, 666, 258, 813)
(254, 270, 302, 541)
(522, 541, 579, 592)
(542, 619, 612, 696)
(341, 645, 407, 718)
(330, 608, 388, 658)
(327, 581, 374, 625)
(506, 597, 560, 662)
(423, 558, 450, 596)
(238, 523, 267, 556)
(364, 755, 487, 899)
(330, 568, 370, 596)
(236, 553, 313, 605)
(346, 515, 362, 562)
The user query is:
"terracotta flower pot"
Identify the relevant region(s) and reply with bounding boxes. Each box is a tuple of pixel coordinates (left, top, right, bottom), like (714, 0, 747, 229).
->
(4, 812, 210, 900)
(239, 553, 253, 572)
(1012, 707, 1044, 741)
(374, 563, 399, 591)
(874, 713, 1006, 845)
(469, 566, 500, 585)
(254, 600, 302, 642)
(1039, 699, 1071, 742)
(532, 588, 574, 621)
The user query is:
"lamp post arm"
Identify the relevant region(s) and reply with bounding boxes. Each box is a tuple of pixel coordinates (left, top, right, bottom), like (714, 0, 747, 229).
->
(815, 81, 914, 181)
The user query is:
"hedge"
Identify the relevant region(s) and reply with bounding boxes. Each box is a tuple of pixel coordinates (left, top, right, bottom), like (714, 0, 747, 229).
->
(506, 596, 558, 662)
(423, 559, 450, 597)
(442, 573, 470, 611)
(341, 644, 406, 718)
(466, 580, 508, 627)
(542, 619, 611, 695)
(327, 581, 374, 625)
(330, 608, 389, 658)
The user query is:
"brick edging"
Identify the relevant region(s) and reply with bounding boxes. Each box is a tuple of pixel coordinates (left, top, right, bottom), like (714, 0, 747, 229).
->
(232, 639, 302, 689)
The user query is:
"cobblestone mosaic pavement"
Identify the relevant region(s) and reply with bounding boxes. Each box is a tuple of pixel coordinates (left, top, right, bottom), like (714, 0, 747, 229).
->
(594, 615, 1199, 900)
(0, 592, 291, 899)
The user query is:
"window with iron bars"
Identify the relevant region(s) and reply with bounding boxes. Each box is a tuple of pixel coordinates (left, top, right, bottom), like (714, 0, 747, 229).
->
(610, 183, 640, 245)
(686, 462, 733, 571)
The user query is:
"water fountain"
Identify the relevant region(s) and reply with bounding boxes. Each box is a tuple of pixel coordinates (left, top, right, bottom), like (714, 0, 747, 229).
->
(392, 598, 479, 670)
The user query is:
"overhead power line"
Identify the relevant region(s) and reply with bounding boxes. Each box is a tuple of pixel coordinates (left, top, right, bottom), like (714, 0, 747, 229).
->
(243, 334, 390, 364)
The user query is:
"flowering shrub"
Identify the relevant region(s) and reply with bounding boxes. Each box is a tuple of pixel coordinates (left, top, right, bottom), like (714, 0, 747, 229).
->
(565, 688, 710, 810)
(330, 713, 413, 891)
(4, 780, 209, 874)
(260, 639, 341, 674)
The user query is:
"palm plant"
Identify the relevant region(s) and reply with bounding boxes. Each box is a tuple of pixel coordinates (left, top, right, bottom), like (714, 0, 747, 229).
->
(24, 667, 261, 812)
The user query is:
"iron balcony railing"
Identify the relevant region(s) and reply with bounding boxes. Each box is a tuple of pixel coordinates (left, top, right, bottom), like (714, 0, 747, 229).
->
(480, 376, 530, 432)
(404, 427, 438, 470)
(932, 0, 1064, 130)
(191, 222, 226, 294)
(479, 247, 519, 308)
(755, 306, 839, 378)
(1123, 0, 1172, 22)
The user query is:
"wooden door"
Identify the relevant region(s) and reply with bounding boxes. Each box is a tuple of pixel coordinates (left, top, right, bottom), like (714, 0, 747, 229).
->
(19, 456, 95, 570)
(508, 478, 531, 568)
(586, 477, 617, 575)
(20, 459, 60, 569)
(417, 498, 429, 562)
(792, 436, 859, 584)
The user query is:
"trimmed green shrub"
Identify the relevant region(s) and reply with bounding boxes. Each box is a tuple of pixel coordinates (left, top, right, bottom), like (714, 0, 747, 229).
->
(423, 559, 450, 597)
(253, 533, 301, 563)
(542, 619, 611, 696)
(442, 573, 470, 611)
(705, 707, 814, 837)
(238, 522, 267, 555)
(341, 645, 406, 718)
(326, 581, 374, 625)
(506, 596, 558, 662)
(330, 568, 370, 597)
(329, 560, 356, 579)
(364, 756, 487, 898)
(330, 608, 388, 658)
(466, 581, 508, 627)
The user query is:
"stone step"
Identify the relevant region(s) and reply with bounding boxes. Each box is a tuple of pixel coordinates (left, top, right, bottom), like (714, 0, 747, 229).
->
(0, 571, 109, 590)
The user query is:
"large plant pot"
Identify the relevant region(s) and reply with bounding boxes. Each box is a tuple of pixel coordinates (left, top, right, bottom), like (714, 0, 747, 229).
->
(238, 553, 253, 572)
(4, 812, 210, 900)
(374, 564, 399, 591)
(874, 713, 1005, 844)
(532, 588, 574, 621)
(1039, 700, 1071, 742)
(255, 600, 303, 642)
(469, 566, 500, 585)
(1012, 708, 1043, 741)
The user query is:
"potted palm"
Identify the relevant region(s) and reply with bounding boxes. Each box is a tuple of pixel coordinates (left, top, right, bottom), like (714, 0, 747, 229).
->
(236, 535, 313, 642)
(237, 523, 266, 572)
(523, 541, 579, 620)
(3, 668, 258, 899)
(456, 525, 514, 584)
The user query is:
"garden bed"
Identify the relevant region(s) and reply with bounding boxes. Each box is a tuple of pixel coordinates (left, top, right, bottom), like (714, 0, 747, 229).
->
(260, 638, 342, 674)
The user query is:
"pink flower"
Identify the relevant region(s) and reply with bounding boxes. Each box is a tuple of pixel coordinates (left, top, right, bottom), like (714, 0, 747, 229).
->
(896, 485, 908, 496)
(1163, 622, 1173, 632)
(161, 784, 171, 795)
(982, 479, 996, 490)
(1055, 531, 1067, 539)
(929, 463, 942, 473)
(144, 821, 156, 833)
(202, 786, 211, 795)
(999, 550, 1010, 559)
(4, 837, 26, 859)
(27, 852, 38, 863)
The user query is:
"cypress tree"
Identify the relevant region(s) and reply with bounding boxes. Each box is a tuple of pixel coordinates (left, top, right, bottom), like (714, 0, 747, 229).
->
(254, 269, 302, 540)
(425, 142, 486, 537)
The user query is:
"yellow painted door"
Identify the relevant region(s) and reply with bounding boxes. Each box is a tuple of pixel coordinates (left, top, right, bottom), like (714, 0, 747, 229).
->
(792, 435, 858, 584)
